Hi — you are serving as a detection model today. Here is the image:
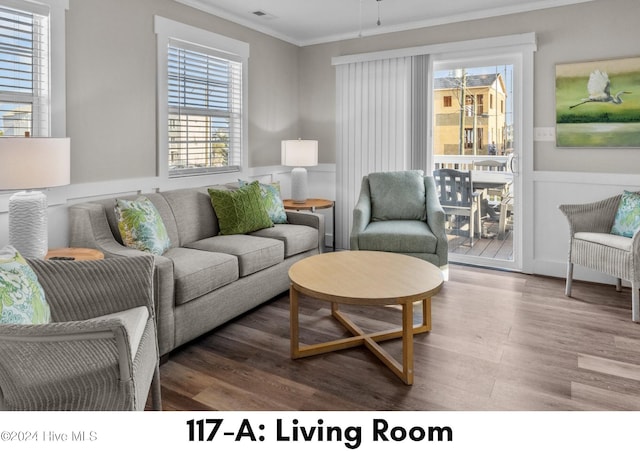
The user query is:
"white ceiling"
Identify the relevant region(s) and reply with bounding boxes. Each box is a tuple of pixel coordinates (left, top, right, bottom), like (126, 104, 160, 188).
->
(175, 0, 595, 46)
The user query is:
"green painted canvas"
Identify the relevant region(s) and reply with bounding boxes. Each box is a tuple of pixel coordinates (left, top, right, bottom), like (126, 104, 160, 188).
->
(611, 191, 640, 238)
(208, 181, 274, 235)
(115, 197, 171, 255)
(0, 245, 50, 325)
(239, 179, 288, 224)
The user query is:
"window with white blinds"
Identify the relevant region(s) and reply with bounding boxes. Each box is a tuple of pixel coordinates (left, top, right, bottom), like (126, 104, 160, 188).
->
(0, 3, 50, 137)
(167, 39, 242, 176)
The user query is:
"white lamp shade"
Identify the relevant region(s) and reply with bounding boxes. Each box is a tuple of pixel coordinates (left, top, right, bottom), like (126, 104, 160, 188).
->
(0, 137, 70, 190)
(281, 139, 318, 167)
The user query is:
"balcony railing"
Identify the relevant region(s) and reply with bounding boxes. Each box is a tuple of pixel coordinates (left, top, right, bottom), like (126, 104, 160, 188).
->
(434, 154, 510, 171)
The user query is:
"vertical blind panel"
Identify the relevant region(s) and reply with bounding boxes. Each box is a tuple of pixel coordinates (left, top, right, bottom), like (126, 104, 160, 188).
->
(335, 57, 412, 250)
(411, 55, 430, 172)
(168, 43, 242, 174)
(0, 5, 49, 137)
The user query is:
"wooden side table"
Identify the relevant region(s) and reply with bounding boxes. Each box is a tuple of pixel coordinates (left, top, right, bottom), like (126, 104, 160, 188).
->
(282, 198, 335, 251)
(46, 247, 105, 261)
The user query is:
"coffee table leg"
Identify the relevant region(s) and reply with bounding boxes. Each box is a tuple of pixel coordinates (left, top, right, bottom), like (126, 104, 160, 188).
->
(290, 285, 300, 358)
(402, 300, 414, 385)
(423, 298, 432, 331)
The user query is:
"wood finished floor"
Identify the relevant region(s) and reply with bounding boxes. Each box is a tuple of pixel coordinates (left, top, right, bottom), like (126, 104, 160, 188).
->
(154, 264, 640, 411)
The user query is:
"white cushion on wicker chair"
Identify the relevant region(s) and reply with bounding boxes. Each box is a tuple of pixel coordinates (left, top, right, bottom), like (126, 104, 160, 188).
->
(574, 232, 633, 252)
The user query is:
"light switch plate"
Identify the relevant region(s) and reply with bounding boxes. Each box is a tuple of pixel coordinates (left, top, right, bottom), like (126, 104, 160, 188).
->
(534, 127, 556, 142)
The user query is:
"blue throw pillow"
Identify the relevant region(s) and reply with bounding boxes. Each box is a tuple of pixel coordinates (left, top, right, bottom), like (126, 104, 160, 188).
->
(611, 191, 640, 238)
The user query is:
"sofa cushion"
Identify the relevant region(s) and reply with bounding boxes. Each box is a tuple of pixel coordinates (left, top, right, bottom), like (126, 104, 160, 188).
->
(162, 187, 219, 245)
(185, 235, 284, 277)
(357, 220, 438, 253)
(0, 245, 50, 324)
(251, 224, 318, 257)
(368, 170, 426, 222)
(163, 247, 239, 305)
(208, 181, 274, 235)
(115, 196, 171, 255)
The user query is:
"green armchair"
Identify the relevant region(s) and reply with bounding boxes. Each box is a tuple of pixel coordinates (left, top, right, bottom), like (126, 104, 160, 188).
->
(350, 170, 448, 277)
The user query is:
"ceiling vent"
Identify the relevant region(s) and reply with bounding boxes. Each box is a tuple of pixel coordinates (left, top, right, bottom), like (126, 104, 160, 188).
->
(251, 10, 276, 20)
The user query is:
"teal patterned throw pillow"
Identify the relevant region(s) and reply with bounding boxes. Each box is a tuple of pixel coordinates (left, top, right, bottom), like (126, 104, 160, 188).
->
(0, 245, 50, 324)
(238, 179, 288, 224)
(611, 191, 640, 238)
(208, 181, 274, 235)
(115, 197, 171, 255)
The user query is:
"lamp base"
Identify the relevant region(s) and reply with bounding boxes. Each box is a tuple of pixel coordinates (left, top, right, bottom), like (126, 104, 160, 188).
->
(8, 190, 48, 259)
(290, 167, 308, 204)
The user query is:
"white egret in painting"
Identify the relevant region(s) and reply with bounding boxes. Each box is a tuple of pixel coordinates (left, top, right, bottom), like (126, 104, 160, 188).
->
(569, 69, 631, 109)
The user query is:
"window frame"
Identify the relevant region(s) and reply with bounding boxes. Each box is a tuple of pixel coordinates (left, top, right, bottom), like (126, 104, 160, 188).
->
(155, 16, 249, 179)
(0, 0, 67, 138)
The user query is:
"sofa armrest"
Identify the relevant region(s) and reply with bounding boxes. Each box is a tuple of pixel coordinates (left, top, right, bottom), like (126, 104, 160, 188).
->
(286, 210, 326, 253)
(69, 203, 146, 258)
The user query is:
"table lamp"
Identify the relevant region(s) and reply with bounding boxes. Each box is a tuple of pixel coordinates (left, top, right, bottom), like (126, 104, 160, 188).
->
(0, 137, 71, 259)
(281, 139, 318, 203)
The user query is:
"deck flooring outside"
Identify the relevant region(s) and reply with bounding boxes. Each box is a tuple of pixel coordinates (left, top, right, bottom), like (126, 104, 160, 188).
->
(445, 217, 513, 261)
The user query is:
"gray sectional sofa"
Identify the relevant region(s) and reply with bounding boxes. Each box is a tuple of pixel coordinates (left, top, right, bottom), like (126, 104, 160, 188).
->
(68, 184, 324, 356)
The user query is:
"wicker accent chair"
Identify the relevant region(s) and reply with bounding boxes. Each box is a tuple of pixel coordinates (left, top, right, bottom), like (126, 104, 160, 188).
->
(0, 256, 162, 410)
(559, 194, 640, 322)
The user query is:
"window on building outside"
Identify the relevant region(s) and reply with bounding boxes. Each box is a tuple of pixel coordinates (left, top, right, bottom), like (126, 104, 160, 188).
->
(443, 95, 452, 107)
(0, 4, 50, 137)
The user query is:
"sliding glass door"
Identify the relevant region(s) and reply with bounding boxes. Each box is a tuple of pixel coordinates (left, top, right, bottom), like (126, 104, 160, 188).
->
(431, 55, 521, 271)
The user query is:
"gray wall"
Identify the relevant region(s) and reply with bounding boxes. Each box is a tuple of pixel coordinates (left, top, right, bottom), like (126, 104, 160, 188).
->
(298, 0, 640, 173)
(61, 0, 640, 181)
(66, 0, 300, 183)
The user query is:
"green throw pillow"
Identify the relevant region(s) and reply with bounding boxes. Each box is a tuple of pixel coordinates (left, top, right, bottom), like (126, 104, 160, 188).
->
(611, 191, 640, 238)
(0, 245, 50, 325)
(115, 196, 171, 255)
(239, 179, 288, 224)
(208, 181, 274, 235)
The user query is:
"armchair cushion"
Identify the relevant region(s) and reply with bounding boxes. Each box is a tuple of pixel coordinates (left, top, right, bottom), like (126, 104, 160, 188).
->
(357, 220, 438, 253)
(611, 190, 640, 238)
(574, 232, 633, 252)
(0, 246, 50, 325)
(368, 170, 426, 221)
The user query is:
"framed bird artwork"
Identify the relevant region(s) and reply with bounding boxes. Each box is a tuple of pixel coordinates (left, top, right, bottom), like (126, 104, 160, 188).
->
(555, 56, 640, 147)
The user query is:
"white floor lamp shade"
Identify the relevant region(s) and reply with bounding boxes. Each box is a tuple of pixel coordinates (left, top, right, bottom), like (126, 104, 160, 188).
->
(0, 138, 71, 259)
(282, 139, 318, 203)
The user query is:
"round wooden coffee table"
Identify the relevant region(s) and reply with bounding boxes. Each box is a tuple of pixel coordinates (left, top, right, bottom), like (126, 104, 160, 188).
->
(288, 250, 444, 385)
